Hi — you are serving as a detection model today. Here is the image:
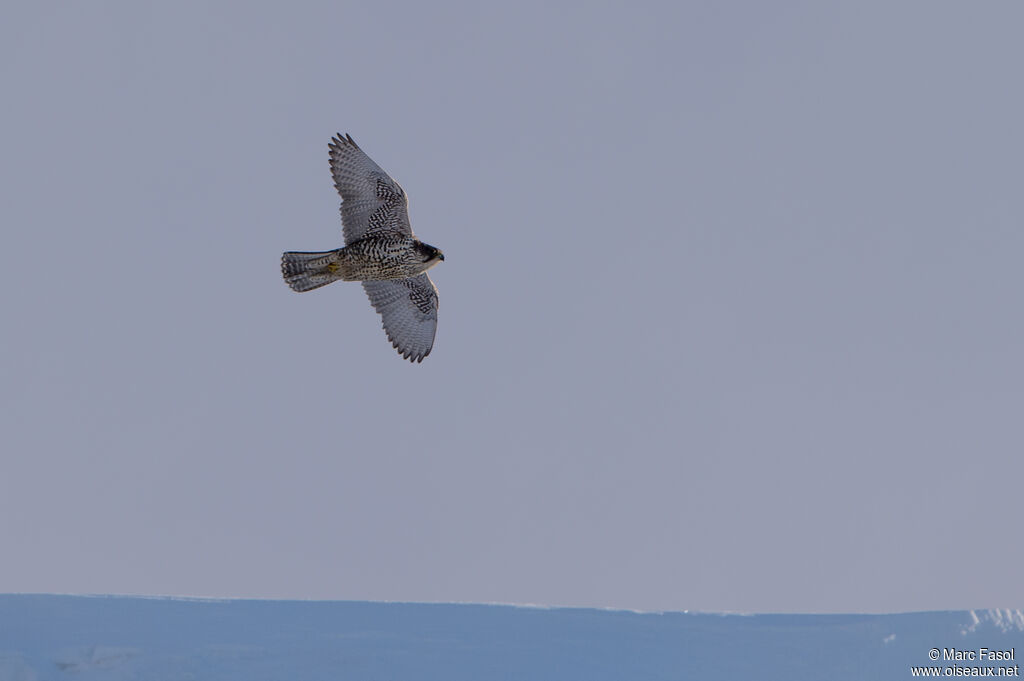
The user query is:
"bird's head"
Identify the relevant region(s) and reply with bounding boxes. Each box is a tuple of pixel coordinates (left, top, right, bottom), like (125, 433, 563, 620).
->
(417, 242, 445, 267)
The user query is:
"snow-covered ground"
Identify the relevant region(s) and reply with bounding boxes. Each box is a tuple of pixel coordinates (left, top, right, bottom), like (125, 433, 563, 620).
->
(1, 595, 1021, 680)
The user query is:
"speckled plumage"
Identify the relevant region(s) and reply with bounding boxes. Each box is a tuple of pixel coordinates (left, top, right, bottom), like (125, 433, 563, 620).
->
(281, 133, 444, 362)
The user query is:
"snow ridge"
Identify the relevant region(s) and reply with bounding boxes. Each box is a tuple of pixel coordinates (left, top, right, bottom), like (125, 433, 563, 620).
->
(962, 609, 1024, 634)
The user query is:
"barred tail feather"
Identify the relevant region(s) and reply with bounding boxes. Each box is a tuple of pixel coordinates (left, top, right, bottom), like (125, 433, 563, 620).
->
(281, 250, 344, 292)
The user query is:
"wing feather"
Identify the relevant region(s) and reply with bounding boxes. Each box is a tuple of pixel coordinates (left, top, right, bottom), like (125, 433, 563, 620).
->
(362, 274, 438, 363)
(328, 133, 413, 244)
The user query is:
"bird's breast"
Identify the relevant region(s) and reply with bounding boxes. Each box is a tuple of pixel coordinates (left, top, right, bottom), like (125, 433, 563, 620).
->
(338, 238, 427, 281)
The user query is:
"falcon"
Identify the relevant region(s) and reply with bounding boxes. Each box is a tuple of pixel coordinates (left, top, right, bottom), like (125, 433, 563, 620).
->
(282, 133, 444, 362)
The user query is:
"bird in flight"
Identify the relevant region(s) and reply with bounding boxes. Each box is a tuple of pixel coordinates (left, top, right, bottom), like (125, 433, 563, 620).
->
(282, 133, 444, 362)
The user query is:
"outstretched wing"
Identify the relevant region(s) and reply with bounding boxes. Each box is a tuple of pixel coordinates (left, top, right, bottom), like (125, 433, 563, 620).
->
(329, 133, 413, 244)
(362, 274, 438, 363)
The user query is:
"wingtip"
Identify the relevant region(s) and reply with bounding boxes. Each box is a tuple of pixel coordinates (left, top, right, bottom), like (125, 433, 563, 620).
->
(392, 338, 429, 363)
(328, 132, 359, 152)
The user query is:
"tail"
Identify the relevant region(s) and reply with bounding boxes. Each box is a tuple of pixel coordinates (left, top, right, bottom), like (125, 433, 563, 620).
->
(281, 250, 344, 292)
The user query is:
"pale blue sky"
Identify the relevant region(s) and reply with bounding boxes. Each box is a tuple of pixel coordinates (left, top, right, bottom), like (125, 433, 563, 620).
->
(2, 1, 1022, 613)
